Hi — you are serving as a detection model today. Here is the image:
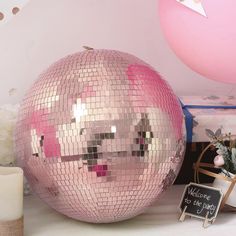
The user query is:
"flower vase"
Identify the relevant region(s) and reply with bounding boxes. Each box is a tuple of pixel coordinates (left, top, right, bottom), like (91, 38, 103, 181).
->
(213, 171, 236, 207)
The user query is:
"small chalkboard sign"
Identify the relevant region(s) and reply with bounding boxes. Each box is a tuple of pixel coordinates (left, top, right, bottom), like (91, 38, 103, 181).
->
(179, 183, 223, 228)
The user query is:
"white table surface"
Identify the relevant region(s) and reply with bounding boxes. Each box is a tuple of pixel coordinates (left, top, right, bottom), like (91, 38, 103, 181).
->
(24, 185, 236, 236)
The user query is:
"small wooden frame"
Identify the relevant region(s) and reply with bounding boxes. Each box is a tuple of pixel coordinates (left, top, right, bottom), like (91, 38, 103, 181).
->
(179, 183, 223, 228)
(194, 136, 236, 211)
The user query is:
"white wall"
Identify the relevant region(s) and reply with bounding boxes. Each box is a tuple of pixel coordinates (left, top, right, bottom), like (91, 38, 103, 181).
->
(0, 0, 235, 105)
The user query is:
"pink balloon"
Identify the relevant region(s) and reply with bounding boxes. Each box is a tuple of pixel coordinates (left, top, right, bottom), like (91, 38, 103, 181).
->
(159, 0, 236, 83)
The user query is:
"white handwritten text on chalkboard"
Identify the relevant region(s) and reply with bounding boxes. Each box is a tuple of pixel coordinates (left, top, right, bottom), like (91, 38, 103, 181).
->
(180, 183, 223, 221)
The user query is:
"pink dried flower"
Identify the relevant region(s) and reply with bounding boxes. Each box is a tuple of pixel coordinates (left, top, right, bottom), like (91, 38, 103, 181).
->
(214, 155, 225, 167)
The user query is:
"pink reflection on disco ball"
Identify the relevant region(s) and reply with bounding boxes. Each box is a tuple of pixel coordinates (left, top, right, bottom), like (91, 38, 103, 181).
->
(15, 49, 186, 223)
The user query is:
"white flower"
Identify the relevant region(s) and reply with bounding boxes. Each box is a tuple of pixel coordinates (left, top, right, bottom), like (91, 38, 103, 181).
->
(0, 104, 19, 166)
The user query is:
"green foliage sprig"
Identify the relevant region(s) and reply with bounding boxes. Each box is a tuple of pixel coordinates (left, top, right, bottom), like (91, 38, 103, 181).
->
(205, 128, 236, 175)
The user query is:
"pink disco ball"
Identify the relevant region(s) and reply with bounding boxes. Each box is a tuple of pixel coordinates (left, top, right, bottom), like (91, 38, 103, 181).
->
(159, 0, 236, 84)
(15, 49, 186, 223)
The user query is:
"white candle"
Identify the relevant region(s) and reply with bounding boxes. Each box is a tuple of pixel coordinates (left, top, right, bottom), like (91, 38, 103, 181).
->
(0, 167, 23, 221)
